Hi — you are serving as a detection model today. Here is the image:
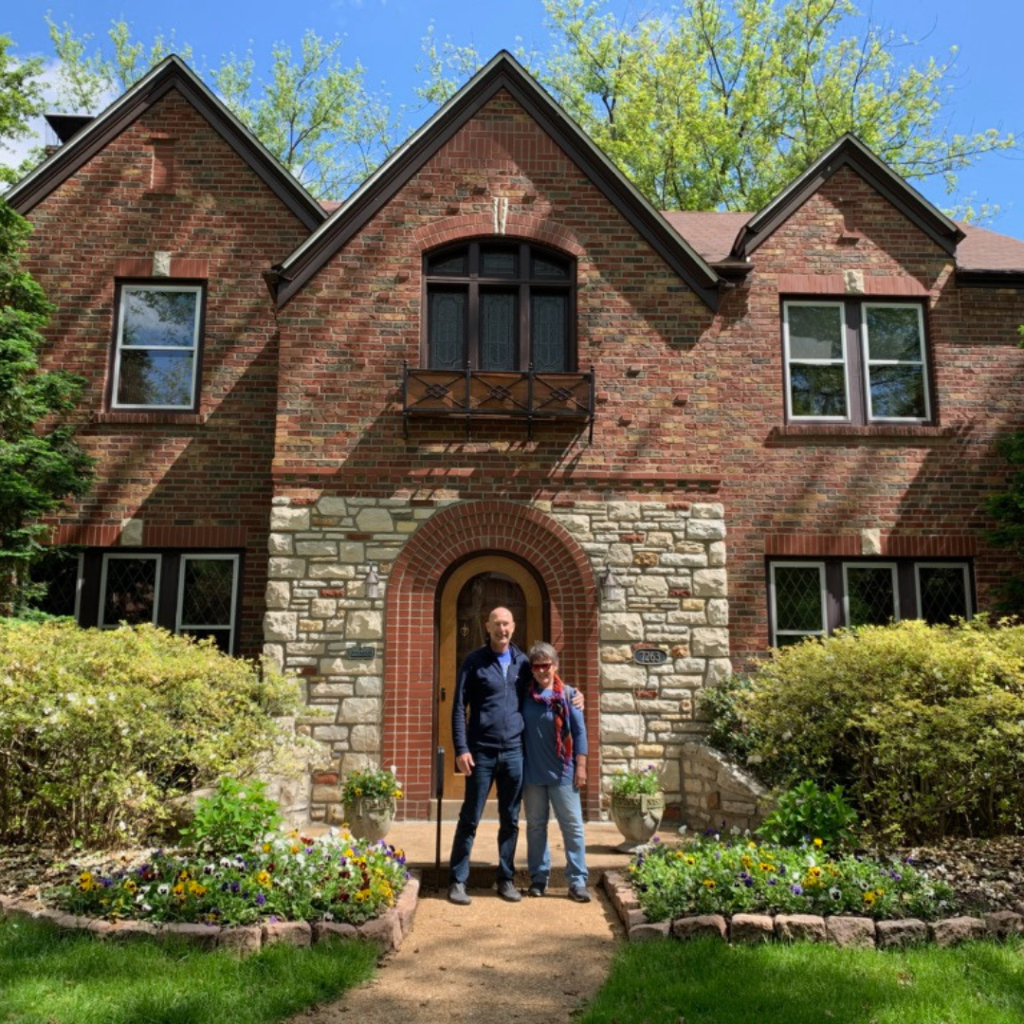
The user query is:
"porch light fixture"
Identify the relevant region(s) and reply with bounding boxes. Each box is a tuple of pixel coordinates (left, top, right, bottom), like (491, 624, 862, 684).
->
(365, 562, 381, 599)
(599, 564, 615, 604)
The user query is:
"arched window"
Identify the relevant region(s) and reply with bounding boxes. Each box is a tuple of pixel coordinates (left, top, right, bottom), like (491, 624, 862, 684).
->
(424, 241, 575, 372)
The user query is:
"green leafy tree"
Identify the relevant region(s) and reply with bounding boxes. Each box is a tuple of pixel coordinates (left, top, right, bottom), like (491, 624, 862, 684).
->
(0, 35, 45, 185)
(0, 199, 94, 614)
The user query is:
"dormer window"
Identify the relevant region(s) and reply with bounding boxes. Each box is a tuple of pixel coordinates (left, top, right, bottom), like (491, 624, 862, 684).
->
(424, 242, 575, 372)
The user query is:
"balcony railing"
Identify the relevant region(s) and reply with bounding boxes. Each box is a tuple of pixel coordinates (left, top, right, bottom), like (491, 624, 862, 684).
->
(402, 364, 595, 441)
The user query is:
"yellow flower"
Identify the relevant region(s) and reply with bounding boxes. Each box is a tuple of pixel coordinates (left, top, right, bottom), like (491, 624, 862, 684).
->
(702, 879, 716, 889)
(123, 879, 137, 892)
(863, 891, 876, 905)
(813, 838, 823, 848)
(256, 871, 272, 887)
(759, 862, 775, 873)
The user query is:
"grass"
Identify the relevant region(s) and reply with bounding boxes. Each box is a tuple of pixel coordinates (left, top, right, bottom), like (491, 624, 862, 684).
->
(579, 936, 1024, 1024)
(0, 916, 378, 1024)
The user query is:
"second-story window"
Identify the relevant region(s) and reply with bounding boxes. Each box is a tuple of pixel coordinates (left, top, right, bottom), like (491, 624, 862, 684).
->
(782, 300, 930, 423)
(424, 242, 574, 372)
(112, 283, 203, 409)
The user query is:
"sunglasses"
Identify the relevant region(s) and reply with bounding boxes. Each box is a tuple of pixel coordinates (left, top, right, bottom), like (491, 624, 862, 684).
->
(531, 663, 554, 670)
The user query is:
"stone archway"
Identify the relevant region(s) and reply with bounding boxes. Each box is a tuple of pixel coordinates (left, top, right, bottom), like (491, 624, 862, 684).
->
(382, 500, 599, 819)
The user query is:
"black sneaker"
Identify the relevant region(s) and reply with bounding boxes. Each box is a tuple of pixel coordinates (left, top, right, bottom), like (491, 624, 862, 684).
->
(528, 884, 545, 898)
(448, 882, 471, 905)
(497, 879, 522, 902)
(568, 886, 593, 903)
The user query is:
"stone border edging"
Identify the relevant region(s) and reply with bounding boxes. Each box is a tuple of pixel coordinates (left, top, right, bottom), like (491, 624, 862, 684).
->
(601, 870, 1024, 948)
(0, 870, 420, 958)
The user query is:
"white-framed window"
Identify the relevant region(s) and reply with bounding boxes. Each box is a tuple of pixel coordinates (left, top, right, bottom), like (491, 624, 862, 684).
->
(769, 558, 972, 646)
(176, 554, 239, 651)
(769, 561, 827, 645)
(99, 553, 161, 627)
(112, 283, 203, 409)
(783, 300, 929, 423)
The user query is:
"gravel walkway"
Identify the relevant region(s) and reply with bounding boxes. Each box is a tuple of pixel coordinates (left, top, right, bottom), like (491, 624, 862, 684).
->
(287, 881, 624, 1024)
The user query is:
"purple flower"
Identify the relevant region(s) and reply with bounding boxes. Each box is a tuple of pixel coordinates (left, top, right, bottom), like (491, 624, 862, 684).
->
(256, 893, 266, 907)
(790, 884, 804, 896)
(767, 877, 777, 886)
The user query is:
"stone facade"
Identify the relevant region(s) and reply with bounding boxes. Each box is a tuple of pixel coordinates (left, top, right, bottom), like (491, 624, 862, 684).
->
(265, 494, 732, 821)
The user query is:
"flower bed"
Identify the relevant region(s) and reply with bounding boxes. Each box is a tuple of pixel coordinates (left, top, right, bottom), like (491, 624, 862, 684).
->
(51, 828, 408, 927)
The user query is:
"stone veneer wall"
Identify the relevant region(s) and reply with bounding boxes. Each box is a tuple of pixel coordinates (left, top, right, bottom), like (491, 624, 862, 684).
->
(262, 495, 736, 823)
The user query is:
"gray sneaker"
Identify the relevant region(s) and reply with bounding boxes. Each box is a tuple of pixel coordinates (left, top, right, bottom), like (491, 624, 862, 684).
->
(497, 879, 522, 902)
(448, 882, 471, 905)
(568, 886, 593, 903)
(528, 884, 545, 898)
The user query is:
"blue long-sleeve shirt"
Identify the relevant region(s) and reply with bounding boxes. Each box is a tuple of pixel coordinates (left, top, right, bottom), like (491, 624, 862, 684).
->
(451, 643, 531, 757)
(522, 684, 588, 786)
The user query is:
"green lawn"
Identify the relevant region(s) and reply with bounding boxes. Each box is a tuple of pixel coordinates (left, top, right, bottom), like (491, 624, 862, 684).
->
(0, 917, 377, 1024)
(579, 936, 1024, 1024)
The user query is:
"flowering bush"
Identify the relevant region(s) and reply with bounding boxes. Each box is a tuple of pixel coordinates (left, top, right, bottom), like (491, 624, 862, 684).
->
(340, 765, 403, 803)
(0, 619, 311, 848)
(628, 833, 956, 922)
(610, 764, 662, 797)
(52, 828, 409, 927)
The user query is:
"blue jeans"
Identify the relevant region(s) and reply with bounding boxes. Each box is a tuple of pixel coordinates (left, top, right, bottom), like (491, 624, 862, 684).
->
(448, 747, 524, 885)
(523, 782, 588, 891)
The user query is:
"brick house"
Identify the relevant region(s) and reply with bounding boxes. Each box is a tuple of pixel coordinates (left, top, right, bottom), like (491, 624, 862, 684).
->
(9, 52, 1024, 825)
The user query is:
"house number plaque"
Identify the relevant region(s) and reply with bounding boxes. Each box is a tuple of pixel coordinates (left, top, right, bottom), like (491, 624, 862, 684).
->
(346, 646, 376, 660)
(633, 648, 668, 666)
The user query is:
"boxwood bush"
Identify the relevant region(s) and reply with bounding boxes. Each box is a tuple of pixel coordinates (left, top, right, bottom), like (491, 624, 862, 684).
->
(0, 619, 309, 848)
(705, 618, 1024, 841)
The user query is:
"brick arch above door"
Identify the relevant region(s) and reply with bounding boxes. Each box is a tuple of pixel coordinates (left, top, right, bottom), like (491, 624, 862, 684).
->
(382, 500, 599, 819)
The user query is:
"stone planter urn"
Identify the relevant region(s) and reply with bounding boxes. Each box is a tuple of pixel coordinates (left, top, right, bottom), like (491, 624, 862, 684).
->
(342, 796, 396, 841)
(610, 791, 665, 844)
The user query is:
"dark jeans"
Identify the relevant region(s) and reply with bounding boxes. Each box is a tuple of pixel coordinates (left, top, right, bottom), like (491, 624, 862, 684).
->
(448, 747, 524, 885)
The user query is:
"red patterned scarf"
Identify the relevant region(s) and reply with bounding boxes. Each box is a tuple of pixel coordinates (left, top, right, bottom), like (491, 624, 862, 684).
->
(530, 673, 574, 767)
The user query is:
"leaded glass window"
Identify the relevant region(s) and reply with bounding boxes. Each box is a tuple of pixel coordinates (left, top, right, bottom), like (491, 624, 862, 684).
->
(424, 241, 574, 370)
(843, 563, 899, 626)
(100, 554, 160, 627)
(770, 562, 826, 645)
(916, 564, 971, 624)
(177, 555, 239, 652)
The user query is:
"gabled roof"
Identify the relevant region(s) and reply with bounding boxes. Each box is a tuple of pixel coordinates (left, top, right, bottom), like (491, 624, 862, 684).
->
(269, 50, 722, 310)
(731, 133, 965, 260)
(6, 55, 325, 231)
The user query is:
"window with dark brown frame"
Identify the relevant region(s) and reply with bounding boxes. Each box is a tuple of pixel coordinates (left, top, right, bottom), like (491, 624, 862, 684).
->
(769, 558, 972, 646)
(782, 300, 931, 423)
(111, 282, 204, 410)
(29, 548, 241, 654)
(424, 241, 575, 372)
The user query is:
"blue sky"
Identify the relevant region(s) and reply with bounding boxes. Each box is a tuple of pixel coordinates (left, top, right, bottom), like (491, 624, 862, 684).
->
(5, 0, 1023, 237)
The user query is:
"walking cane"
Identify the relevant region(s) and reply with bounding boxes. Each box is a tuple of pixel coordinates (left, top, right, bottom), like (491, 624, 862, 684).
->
(434, 746, 445, 891)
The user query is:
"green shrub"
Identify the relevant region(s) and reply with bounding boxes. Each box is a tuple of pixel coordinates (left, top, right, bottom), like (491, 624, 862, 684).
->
(757, 780, 858, 850)
(179, 777, 283, 859)
(698, 673, 763, 765)
(726, 618, 1024, 841)
(0, 619, 309, 848)
(629, 835, 956, 922)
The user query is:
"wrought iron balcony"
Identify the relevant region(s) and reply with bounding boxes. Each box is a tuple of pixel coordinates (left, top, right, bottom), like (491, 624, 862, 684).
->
(402, 363, 595, 441)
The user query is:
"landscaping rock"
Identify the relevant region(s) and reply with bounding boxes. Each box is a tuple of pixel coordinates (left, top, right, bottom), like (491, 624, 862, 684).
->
(729, 914, 774, 944)
(105, 920, 159, 942)
(162, 922, 220, 950)
(826, 916, 876, 948)
(671, 914, 728, 942)
(217, 925, 263, 957)
(262, 920, 312, 948)
(396, 874, 420, 935)
(774, 914, 827, 943)
(625, 907, 649, 929)
(929, 916, 987, 947)
(875, 918, 927, 948)
(357, 910, 402, 950)
(313, 920, 359, 943)
(984, 910, 1024, 940)
(629, 920, 671, 942)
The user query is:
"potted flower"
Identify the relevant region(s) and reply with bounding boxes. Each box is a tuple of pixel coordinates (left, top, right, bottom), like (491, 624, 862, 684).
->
(609, 764, 665, 844)
(340, 765, 403, 841)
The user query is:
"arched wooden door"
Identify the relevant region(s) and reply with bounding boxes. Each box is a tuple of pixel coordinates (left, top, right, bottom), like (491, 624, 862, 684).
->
(438, 556, 544, 808)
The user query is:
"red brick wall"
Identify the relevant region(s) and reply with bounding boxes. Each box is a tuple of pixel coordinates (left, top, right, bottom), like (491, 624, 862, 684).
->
(22, 89, 312, 652)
